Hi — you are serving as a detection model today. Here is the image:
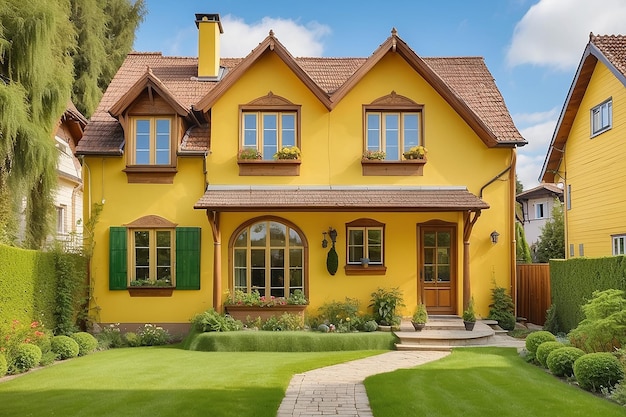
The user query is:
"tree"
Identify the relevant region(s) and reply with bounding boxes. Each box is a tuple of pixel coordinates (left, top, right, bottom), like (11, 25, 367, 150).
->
(535, 199, 565, 262)
(516, 174, 524, 194)
(516, 222, 532, 263)
(0, 0, 144, 248)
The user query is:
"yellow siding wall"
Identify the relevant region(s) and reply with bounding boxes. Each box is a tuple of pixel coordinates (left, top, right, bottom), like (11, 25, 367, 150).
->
(560, 62, 626, 257)
(86, 49, 516, 325)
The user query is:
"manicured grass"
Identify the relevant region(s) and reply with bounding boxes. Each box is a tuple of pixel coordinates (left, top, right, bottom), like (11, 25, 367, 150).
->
(365, 347, 625, 417)
(0, 346, 381, 417)
(183, 329, 397, 351)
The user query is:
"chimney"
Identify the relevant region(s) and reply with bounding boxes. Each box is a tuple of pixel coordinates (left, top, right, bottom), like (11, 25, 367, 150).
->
(195, 13, 223, 80)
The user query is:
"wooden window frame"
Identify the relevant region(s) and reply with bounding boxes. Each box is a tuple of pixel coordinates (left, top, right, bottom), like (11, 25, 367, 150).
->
(364, 111, 422, 160)
(124, 116, 178, 184)
(129, 228, 175, 286)
(229, 216, 308, 299)
(344, 218, 387, 275)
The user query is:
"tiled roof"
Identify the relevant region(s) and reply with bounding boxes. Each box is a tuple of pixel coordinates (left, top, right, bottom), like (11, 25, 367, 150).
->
(194, 186, 489, 211)
(516, 183, 563, 201)
(541, 34, 626, 182)
(78, 37, 524, 155)
(591, 34, 626, 79)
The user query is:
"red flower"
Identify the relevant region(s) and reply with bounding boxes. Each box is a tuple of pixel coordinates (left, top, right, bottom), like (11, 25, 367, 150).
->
(31, 321, 39, 328)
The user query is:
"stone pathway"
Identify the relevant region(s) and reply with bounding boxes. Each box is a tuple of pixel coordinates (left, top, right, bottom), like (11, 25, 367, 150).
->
(276, 350, 449, 417)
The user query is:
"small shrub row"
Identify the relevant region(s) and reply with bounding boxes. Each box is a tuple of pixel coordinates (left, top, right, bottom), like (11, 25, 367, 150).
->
(95, 323, 171, 349)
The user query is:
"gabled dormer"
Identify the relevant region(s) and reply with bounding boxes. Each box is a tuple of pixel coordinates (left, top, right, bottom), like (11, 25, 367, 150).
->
(108, 67, 201, 183)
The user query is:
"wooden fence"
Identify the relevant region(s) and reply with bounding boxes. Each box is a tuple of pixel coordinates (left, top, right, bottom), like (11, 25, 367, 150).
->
(516, 263, 551, 326)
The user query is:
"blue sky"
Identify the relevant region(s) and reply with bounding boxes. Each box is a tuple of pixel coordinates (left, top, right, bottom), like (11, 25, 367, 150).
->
(133, 0, 626, 190)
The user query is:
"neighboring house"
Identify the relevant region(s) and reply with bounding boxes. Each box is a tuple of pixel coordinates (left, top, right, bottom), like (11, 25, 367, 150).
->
(516, 183, 563, 251)
(76, 14, 525, 332)
(541, 34, 626, 259)
(54, 103, 87, 249)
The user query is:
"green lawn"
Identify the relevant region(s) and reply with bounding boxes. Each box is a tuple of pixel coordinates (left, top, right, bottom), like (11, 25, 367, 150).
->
(365, 347, 625, 417)
(0, 346, 380, 417)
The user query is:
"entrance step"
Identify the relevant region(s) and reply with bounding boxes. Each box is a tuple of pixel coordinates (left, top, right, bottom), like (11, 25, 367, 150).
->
(394, 317, 496, 351)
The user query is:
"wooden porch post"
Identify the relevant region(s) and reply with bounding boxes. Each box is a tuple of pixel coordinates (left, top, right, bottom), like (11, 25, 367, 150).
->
(206, 210, 222, 313)
(462, 210, 481, 309)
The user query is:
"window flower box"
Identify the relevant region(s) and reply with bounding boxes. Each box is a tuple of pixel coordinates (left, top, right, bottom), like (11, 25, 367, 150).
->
(238, 159, 301, 176)
(224, 304, 307, 321)
(127, 287, 174, 297)
(361, 158, 426, 176)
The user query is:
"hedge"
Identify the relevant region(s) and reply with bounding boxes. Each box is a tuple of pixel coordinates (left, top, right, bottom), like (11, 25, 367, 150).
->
(550, 257, 626, 332)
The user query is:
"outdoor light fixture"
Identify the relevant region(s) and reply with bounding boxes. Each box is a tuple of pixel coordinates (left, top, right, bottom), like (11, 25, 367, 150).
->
(490, 230, 500, 244)
(322, 228, 337, 248)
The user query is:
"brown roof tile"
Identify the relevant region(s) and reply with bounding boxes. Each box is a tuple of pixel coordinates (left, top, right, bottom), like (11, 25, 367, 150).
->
(591, 34, 626, 79)
(194, 186, 489, 211)
(78, 39, 524, 155)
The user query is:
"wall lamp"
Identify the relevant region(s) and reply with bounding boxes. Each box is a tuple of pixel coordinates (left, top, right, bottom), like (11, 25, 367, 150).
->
(490, 230, 500, 244)
(322, 227, 338, 248)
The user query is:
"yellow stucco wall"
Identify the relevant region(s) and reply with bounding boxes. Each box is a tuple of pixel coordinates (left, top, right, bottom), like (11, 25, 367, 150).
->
(85, 48, 516, 325)
(558, 61, 626, 258)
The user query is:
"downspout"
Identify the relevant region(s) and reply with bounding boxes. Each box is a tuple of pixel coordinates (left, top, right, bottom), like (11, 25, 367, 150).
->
(206, 210, 222, 312)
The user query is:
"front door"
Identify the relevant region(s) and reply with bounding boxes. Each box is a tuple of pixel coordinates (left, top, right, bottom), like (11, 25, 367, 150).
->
(420, 226, 456, 315)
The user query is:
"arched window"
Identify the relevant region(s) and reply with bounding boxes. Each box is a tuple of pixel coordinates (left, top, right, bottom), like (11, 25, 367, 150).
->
(232, 218, 306, 298)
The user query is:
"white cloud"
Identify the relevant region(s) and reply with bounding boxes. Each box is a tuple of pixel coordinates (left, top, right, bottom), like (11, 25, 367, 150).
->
(221, 15, 331, 57)
(516, 152, 547, 190)
(507, 0, 626, 70)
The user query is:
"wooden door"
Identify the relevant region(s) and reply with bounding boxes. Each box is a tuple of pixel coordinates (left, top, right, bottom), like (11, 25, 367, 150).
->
(420, 226, 456, 315)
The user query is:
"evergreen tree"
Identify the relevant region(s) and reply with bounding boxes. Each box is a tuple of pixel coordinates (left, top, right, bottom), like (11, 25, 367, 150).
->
(516, 221, 532, 263)
(535, 199, 565, 262)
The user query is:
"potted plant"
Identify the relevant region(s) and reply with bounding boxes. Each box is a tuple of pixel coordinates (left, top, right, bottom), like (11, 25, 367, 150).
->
(369, 287, 405, 330)
(402, 145, 427, 160)
(360, 257, 370, 268)
(462, 297, 476, 331)
(411, 303, 428, 331)
(223, 289, 308, 322)
(273, 146, 301, 160)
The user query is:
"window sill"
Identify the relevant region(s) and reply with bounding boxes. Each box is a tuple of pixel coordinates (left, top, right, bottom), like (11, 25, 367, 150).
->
(238, 159, 301, 176)
(127, 287, 175, 297)
(361, 159, 426, 176)
(344, 264, 387, 275)
(123, 166, 177, 184)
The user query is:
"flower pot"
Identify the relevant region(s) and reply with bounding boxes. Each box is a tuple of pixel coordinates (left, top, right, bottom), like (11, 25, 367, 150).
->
(224, 304, 307, 322)
(463, 320, 475, 331)
(412, 322, 426, 331)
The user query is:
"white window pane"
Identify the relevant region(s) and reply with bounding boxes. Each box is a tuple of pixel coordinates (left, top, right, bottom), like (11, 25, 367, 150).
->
(367, 113, 380, 150)
(385, 114, 399, 160)
(243, 113, 257, 147)
(404, 114, 419, 150)
(263, 114, 278, 159)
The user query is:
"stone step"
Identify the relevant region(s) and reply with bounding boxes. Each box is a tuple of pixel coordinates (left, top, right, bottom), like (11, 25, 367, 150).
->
(394, 318, 498, 351)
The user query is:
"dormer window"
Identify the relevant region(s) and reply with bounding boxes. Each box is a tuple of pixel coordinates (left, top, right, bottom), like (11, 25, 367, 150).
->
(132, 118, 173, 165)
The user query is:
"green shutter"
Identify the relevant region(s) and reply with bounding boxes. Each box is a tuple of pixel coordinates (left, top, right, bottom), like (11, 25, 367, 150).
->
(109, 227, 127, 290)
(176, 227, 201, 290)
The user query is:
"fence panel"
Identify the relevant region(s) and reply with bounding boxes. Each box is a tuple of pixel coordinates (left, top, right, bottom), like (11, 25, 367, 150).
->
(516, 263, 551, 326)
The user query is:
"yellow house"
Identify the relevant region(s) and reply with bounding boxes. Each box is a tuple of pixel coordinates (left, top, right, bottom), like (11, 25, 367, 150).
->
(541, 34, 626, 259)
(77, 14, 525, 332)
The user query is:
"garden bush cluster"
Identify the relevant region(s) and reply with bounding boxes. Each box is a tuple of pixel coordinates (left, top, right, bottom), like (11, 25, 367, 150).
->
(0, 320, 171, 378)
(523, 289, 626, 405)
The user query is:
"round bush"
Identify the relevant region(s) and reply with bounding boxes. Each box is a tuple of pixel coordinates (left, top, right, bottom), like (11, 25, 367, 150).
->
(363, 320, 378, 332)
(0, 353, 8, 377)
(525, 331, 557, 354)
(547, 347, 585, 377)
(536, 341, 565, 368)
(70, 332, 98, 356)
(13, 343, 42, 372)
(574, 352, 625, 392)
(51, 335, 80, 360)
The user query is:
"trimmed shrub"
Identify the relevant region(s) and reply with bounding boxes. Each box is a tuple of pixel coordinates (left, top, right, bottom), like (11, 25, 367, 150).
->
(536, 341, 565, 368)
(13, 343, 42, 372)
(39, 351, 57, 367)
(488, 285, 516, 331)
(70, 332, 98, 356)
(546, 346, 585, 377)
(573, 352, 624, 392)
(525, 331, 557, 355)
(51, 335, 80, 360)
(0, 353, 8, 377)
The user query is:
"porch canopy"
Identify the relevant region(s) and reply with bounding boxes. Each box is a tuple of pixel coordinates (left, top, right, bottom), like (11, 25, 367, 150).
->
(193, 185, 489, 212)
